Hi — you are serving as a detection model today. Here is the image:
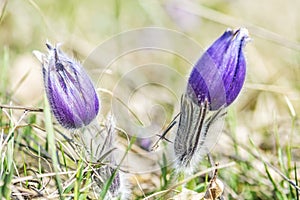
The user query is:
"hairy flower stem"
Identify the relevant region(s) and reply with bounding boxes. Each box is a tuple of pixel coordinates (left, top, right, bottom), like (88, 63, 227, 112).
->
(76, 117, 121, 198)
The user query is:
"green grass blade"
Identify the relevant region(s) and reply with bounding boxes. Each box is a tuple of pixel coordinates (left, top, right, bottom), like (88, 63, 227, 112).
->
(159, 153, 169, 190)
(99, 135, 136, 199)
(0, 110, 14, 199)
(44, 94, 64, 199)
(74, 158, 84, 200)
(294, 162, 299, 200)
(0, 46, 9, 98)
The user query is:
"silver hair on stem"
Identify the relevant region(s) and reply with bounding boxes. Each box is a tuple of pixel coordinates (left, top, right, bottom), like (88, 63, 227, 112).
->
(174, 94, 227, 173)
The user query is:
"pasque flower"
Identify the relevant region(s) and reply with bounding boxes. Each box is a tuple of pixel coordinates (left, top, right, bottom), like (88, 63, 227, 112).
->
(187, 28, 249, 110)
(174, 28, 249, 171)
(34, 43, 100, 129)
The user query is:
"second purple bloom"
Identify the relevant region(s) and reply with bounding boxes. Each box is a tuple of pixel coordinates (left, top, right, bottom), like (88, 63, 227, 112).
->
(187, 28, 249, 110)
(38, 43, 100, 129)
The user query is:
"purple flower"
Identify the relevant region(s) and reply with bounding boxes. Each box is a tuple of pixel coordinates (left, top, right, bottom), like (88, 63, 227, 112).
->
(187, 28, 249, 110)
(36, 43, 100, 129)
(173, 28, 250, 172)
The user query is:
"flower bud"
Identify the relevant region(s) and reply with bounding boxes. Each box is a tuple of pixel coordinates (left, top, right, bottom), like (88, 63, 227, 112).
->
(174, 28, 249, 172)
(187, 28, 249, 110)
(34, 43, 100, 129)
